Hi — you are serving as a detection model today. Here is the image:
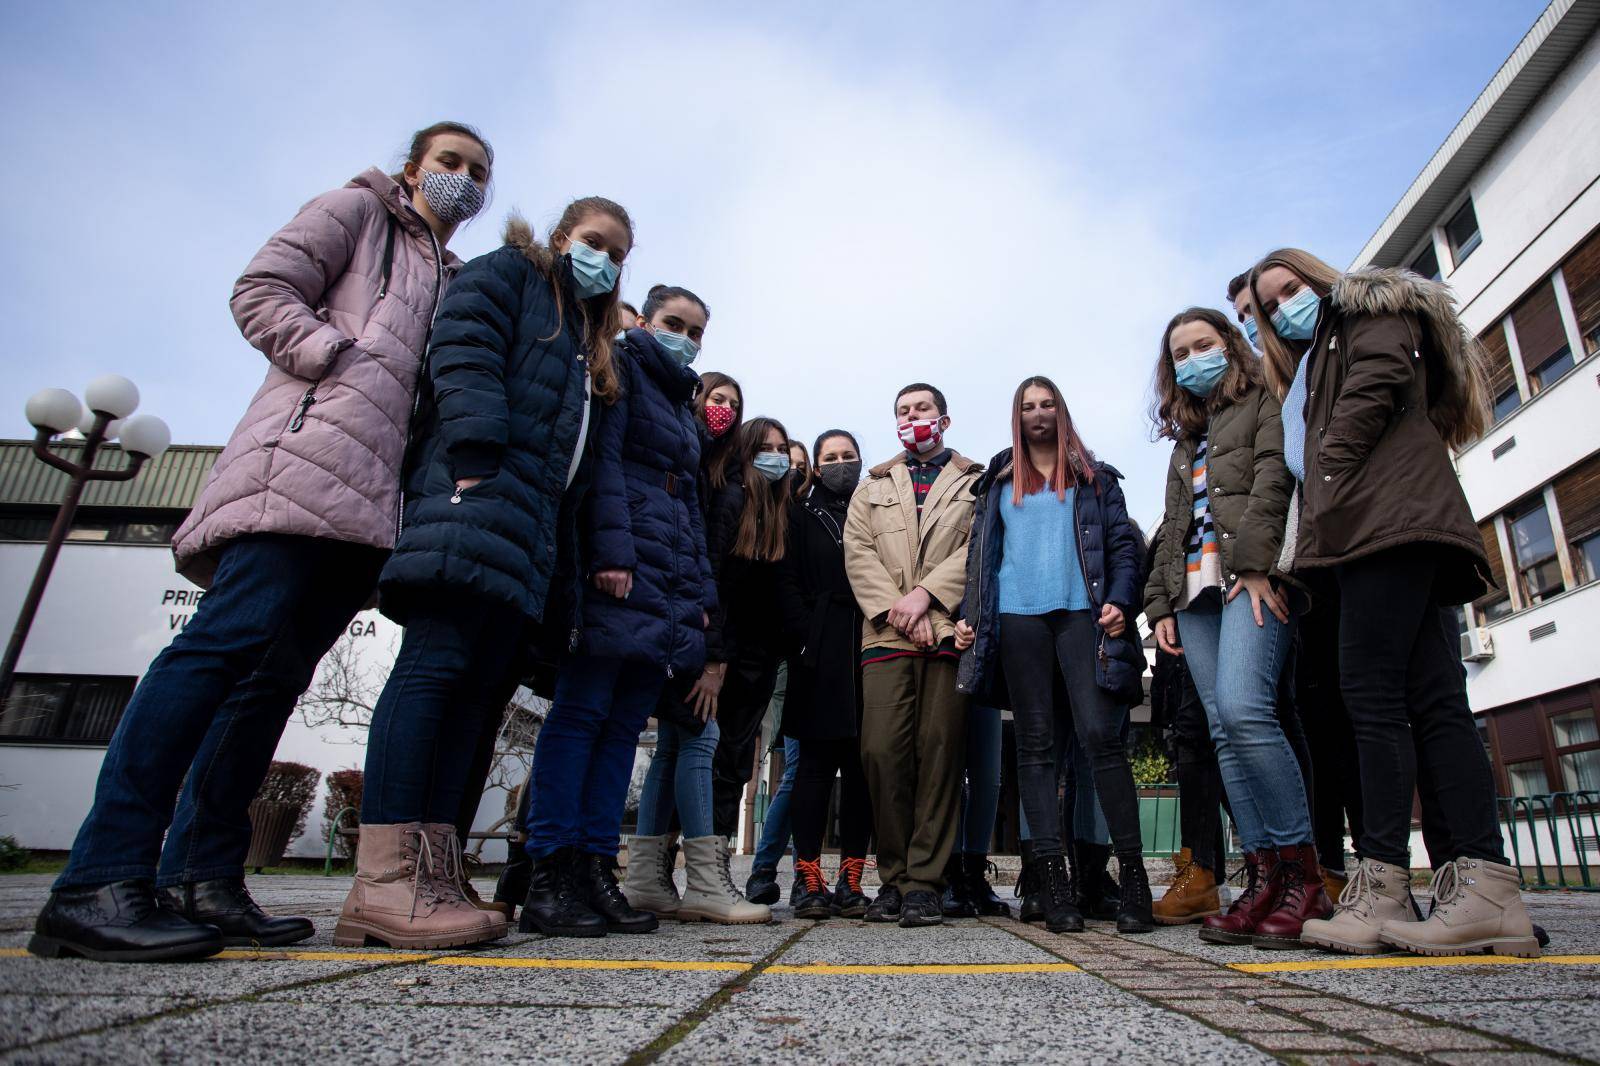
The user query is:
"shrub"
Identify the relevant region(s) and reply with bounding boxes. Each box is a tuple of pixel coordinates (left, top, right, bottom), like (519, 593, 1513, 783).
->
(0, 835, 27, 871)
(1129, 741, 1174, 787)
(254, 761, 321, 843)
(324, 769, 364, 859)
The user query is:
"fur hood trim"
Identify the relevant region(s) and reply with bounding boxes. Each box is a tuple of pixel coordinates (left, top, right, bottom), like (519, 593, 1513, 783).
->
(503, 213, 547, 265)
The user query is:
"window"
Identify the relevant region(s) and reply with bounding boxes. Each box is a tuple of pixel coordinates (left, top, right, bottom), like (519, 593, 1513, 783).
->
(1480, 594, 1514, 622)
(1479, 322, 1519, 425)
(1507, 496, 1565, 605)
(1577, 532, 1600, 586)
(1511, 278, 1571, 398)
(0, 674, 136, 745)
(1529, 346, 1576, 394)
(1561, 224, 1600, 356)
(1555, 455, 1600, 587)
(1552, 710, 1600, 794)
(1446, 198, 1482, 265)
(1507, 759, 1549, 798)
(0, 509, 181, 545)
(1409, 243, 1442, 282)
(1491, 386, 1521, 424)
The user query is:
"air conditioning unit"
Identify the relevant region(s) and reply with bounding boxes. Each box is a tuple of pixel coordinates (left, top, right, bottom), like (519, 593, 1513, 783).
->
(1460, 626, 1495, 663)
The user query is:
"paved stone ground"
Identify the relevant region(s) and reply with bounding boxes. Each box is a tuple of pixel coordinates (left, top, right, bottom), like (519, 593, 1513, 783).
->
(1, 870, 1596, 1064)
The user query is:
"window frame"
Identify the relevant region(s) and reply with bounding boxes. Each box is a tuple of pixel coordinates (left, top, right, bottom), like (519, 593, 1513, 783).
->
(0, 673, 137, 747)
(1446, 197, 1483, 266)
(1506, 495, 1566, 606)
(1550, 708, 1600, 797)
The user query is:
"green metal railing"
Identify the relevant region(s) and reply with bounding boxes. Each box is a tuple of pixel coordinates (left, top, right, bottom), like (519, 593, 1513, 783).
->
(1501, 790, 1600, 891)
(323, 806, 357, 876)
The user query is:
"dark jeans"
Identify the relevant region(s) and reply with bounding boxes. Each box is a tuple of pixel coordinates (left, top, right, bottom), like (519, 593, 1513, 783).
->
(710, 653, 781, 839)
(527, 655, 664, 857)
(455, 701, 505, 848)
(1170, 670, 1228, 881)
(1336, 546, 1504, 866)
(1297, 588, 1364, 873)
(362, 597, 527, 827)
(55, 534, 384, 891)
(1001, 610, 1141, 858)
(792, 735, 872, 860)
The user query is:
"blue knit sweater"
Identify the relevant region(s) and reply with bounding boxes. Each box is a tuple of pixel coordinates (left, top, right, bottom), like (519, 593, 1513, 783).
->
(997, 486, 1089, 615)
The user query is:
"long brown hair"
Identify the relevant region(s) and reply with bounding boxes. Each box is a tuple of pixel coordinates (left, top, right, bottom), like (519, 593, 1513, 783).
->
(1149, 307, 1263, 442)
(524, 197, 633, 405)
(1248, 248, 1341, 399)
(730, 417, 790, 562)
(694, 371, 744, 489)
(1009, 376, 1097, 504)
(788, 439, 813, 500)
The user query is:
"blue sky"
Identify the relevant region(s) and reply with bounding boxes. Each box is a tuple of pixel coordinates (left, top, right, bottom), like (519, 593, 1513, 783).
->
(0, 0, 1550, 523)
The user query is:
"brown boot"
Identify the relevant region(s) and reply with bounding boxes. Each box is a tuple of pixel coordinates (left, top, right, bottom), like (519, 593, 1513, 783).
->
(1153, 848, 1221, 926)
(1322, 867, 1349, 903)
(463, 878, 511, 918)
(334, 823, 504, 949)
(424, 824, 510, 936)
(1379, 857, 1540, 958)
(1199, 849, 1279, 945)
(1252, 843, 1334, 949)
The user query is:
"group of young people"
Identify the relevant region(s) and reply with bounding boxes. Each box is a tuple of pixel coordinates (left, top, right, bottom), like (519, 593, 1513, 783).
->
(26, 118, 1541, 963)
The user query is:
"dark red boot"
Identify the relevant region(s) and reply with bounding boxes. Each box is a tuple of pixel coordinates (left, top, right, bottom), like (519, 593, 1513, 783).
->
(1252, 843, 1334, 949)
(1198, 849, 1279, 945)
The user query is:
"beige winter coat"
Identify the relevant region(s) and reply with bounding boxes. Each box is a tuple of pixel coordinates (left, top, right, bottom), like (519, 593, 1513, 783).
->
(843, 451, 983, 653)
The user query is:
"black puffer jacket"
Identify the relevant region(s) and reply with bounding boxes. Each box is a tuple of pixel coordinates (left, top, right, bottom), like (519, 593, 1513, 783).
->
(379, 220, 599, 625)
(578, 328, 716, 673)
(776, 484, 863, 741)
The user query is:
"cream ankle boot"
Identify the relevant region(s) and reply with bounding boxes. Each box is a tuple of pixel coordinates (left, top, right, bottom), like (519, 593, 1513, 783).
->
(1380, 857, 1540, 958)
(334, 822, 503, 949)
(1300, 857, 1413, 954)
(424, 823, 508, 938)
(621, 834, 680, 916)
(677, 836, 771, 925)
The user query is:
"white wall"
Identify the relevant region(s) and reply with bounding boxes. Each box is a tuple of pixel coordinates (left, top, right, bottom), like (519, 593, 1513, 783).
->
(1465, 579, 1600, 712)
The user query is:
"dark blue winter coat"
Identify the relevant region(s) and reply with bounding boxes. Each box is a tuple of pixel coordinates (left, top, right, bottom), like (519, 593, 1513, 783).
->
(379, 221, 598, 627)
(956, 448, 1147, 707)
(577, 328, 716, 673)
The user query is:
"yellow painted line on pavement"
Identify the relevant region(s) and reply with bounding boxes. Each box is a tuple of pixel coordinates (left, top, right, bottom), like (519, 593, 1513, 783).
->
(1, 948, 29, 957)
(428, 956, 748, 972)
(216, 949, 436, 963)
(1233, 953, 1600, 973)
(767, 961, 1083, 975)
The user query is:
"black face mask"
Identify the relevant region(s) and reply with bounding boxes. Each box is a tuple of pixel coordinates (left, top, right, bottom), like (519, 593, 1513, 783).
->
(817, 461, 863, 497)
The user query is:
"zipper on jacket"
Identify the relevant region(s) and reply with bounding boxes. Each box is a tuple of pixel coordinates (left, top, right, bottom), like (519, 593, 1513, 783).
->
(287, 386, 316, 433)
(396, 227, 447, 542)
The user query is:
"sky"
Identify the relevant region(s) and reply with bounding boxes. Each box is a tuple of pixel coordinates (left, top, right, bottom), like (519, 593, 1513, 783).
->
(0, 0, 1552, 526)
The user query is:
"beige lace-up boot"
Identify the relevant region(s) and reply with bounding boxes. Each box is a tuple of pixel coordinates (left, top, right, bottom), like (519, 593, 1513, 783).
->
(1380, 857, 1540, 958)
(677, 836, 771, 924)
(1300, 857, 1413, 954)
(334, 822, 502, 949)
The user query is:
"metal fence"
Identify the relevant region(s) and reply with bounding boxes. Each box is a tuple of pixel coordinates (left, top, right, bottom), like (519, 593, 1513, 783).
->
(1501, 791, 1600, 891)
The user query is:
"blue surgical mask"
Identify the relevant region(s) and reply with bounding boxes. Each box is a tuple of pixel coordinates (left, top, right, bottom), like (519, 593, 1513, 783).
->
(1175, 347, 1230, 396)
(1270, 286, 1321, 341)
(566, 240, 619, 299)
(652, 328, 700, 368)
(753, 452, 790, 482)
(1241, 314, 1260, 348)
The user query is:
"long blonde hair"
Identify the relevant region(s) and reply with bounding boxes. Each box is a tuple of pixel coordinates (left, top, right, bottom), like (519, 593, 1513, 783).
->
(1247, 247, 1341, 400)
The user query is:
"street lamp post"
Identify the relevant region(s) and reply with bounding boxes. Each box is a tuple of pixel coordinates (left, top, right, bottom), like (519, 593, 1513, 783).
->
(0, 375, 170, 700)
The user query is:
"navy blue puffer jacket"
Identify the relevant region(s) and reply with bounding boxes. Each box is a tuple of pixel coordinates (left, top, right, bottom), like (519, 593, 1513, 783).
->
(379, 221, 598, 626)
(956, 448, 1148, 707)
(578, 328, 716, 673)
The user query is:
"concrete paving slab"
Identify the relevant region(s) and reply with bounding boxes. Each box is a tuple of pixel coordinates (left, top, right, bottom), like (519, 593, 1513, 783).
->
(260, 960, 730, 1009)
(1357, 1024, 1509, 1053)
(0, 1002, 676, 1066)
(1269, 963, 1600, 1004)
(779, 919, 1057, 966)
(0, 994, 190, 1054)
(1403, 997, 1600, 1060)
(487, 919, 794, 962)
(0, 951, 390, 1000)
(661, 974, 1278, 1065)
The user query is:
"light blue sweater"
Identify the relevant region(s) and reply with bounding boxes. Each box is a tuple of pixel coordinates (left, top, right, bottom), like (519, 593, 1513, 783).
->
(1283, 353, 1310, 483)
(998, 486, 1090, 615)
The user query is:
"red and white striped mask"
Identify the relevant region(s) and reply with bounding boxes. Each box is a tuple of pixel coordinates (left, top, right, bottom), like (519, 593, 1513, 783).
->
(897, 418, 943, 456)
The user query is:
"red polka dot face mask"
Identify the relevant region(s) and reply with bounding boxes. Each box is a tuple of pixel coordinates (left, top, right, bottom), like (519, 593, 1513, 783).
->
(703, 404, 736, 439)
(897, 418, 944, 456)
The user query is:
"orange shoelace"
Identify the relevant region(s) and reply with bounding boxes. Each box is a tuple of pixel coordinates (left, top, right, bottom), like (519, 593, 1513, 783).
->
(796, 857, 829, 894)
(841, 856, 866, 893)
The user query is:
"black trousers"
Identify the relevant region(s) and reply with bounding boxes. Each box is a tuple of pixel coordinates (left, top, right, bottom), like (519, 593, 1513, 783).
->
(1296, 587, 1364, 872)
(1335, 546, 1504, 866)
(1170, 671, 1228, 881)
(791, 735, 872, 860)
(1001, 610, 1142, 857)
(710, 653, 782, 839)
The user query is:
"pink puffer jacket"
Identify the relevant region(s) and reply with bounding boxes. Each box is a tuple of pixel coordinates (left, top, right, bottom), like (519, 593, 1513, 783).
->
(173, 168, 461, 585)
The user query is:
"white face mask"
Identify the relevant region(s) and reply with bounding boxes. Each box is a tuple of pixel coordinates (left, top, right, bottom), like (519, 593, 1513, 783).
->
(418, 170, 485, 225)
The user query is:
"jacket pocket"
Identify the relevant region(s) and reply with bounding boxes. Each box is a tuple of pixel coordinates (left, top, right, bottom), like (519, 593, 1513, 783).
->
(868, 491, 907, 534)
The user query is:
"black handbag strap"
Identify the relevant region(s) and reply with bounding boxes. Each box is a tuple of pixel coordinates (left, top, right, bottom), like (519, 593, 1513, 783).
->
(377, 215, 399, 299)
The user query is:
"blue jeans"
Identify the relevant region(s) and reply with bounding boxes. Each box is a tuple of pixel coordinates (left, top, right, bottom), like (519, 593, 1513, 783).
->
(525, 655, 664, 858)
(636, 717, 720, 839)
(959, 704, 1002, 854)
(56, 535, 384, 890)
(1176, 591, 1310, 852)
(364, 597, 528, 828)
(753, 736, 800, 869)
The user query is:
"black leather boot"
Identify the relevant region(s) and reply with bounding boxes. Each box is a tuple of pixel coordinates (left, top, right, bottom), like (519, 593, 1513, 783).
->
(31, 880, 223, 962)
(940, 853, 977, 918)
(745, 865, 780, 906)
(965, 854, 1010, 917)
(1115, 852, 1154, 934)
(518, 848, 606, 938)
(494, 842, 531, 920)
(162, 878, 313, 947)
(1017, 842, 1045, 924)
(1038, 853, 1085, 934)
(831, 856, 870, 919)
(579, 853, 657, 934)
(1073, 840, 1120, 920)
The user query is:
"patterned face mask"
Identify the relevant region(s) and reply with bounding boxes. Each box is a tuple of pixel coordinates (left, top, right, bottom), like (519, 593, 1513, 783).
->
(703, 404, 736, 439)
(897, 418, 944, 456)
(418, 170, 485, 226)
